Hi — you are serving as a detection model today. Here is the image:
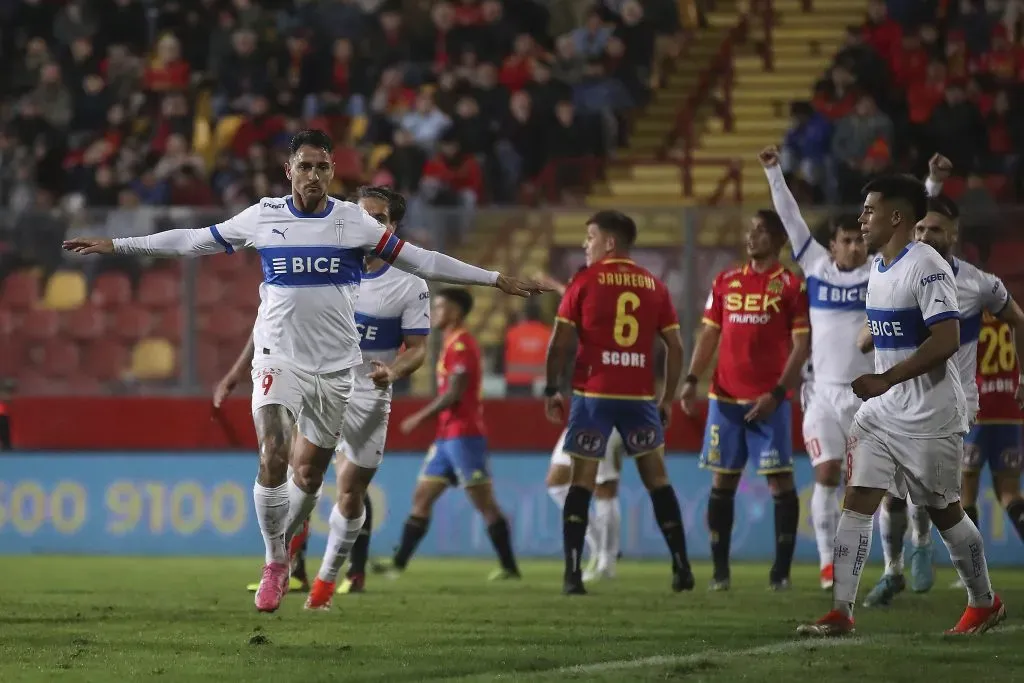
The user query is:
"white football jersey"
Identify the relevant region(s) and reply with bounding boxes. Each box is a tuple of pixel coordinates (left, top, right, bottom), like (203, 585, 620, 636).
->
(951, 257, 1010, 416)
(766, 166, 873, 385)
(112, 195, 498, 374)
(354, 263, 431, 395)
(856, 241, 967, 437)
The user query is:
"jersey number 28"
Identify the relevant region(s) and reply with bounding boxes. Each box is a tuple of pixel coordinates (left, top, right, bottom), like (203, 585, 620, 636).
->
(613, 292, 640, 347)
(979, 324, 1014, 375)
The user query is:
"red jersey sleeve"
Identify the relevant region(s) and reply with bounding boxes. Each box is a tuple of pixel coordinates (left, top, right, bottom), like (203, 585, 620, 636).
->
(657, 283, 680, 333)
(444, 335, 476, 374)
(701, 276, 723, 328)
(786, 275, 811, 334)
(556, 275, 585, 327)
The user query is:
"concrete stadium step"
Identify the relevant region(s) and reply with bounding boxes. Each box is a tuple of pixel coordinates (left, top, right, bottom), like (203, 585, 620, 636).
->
(733, 55, 832, 73)
(731, 86, 816, 101)
(770, 41, 843, 58)
(774, 11, 865, 27)
(734, 71, 824, 88)
(585, 194, 697, 208)
(772, 26, 850, 40)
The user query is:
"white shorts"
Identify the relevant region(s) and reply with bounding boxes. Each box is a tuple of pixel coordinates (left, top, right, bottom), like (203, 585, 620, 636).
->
(847, 417, 963, 508)
(551, 428, 622, 484)
(251, 358, 353, 450)
(335, 392, 390, 469)
(802, 382, 862, 466)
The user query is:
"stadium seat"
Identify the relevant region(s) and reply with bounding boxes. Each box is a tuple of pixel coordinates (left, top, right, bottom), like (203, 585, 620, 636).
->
(347, 115, 368, 144)
(83, 342, 130, 382)
(0, 308, 14, 336)
(90, 272, 133, 308)
(65, 374, 104, 394)
(202, 307, 250, 342)
(0, 269, 40, 309)
(63, 306, 106, 341)
(41, 270, 87, 311)
(0, 337, 28, 377)
(29, 338, 80, 378)
(129, 338, 176, 381)
(196, 271, 225, 308)
(333, 146, 364, 181)
(16, 372, 61, 395)
(213, 115, 245, 154)
(197, 343, 223, 386)
(138, 271, 181, 309)
(154, 306, 183, 342)
(112, 306, 155, 340)
(204, 252, 243, 276)
(22, 309, 60, 340)
(367, 144, 393, 171)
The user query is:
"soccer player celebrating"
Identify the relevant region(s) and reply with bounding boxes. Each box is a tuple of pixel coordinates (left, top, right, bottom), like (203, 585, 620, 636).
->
(863, 166, 1024, 605)
(63, 130, 544, 613)
(372, 288, 521, 580)
(545, 210, 694, 595)
(215, 186, 430, 606)
(760, 145, 870, 590)
(798, 175, 1005, 637)
(682, 209, 810, 591)
(540, 272, 624, 582)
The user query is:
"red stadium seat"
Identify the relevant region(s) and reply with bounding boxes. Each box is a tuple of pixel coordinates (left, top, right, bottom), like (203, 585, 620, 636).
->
(195, 271, 225, 308)
(28, 338, 80, 378)
(138, 271, 181, 309)
(22, 309, 60, 340)
(64, 374, 104, 393)
(202, 307, 250, 343)
(16, 372, 62, 395)
(0, 269, 40, 309)
(111, 306, 154, 341)
(197, 342, 223, 386)
(941, 176, 966, 199)
(154, 306, 183, 343)
(0, 337, 28, 377)
(63, 306, 107, 342)
(83, 342, 130, 382)
(204, 252, 243, 276)
(987, 242, 1024, 277)
(0, 308, 15, 336)
(90, 272, 132, 308)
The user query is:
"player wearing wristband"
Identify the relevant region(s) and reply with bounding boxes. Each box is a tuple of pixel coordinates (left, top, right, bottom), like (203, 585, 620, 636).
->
(545, 210, 693, 595)
(682, 209, 811, 591)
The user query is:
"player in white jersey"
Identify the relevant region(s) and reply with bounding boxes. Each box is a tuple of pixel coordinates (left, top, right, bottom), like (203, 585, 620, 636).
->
(760, 146, 871, 590)
(538, 272, 624, 581)
(865, 172, 1024, 605)
(63, 130, 546, 613)
(797, 175, 1005, 637)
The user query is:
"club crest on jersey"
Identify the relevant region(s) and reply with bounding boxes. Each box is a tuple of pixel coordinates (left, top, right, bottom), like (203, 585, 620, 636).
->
(766, 278, 784, 294)
(573, 430, 605, 455)
(626, 427, 658, 451)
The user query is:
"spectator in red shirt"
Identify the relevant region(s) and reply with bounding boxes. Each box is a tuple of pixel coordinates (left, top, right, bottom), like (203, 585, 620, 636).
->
(812, 64, 860, 120)
(907, 60, 947, 126)
(230, 95, 286, 158)
(421, 131, 483, 234)
(144, 34, 190, 93)
(973, 25, 1019, 85)
(892, 33, 929, 89)
(861, 0, 901, 72)
(499, 34, 538, 92)
(454, 0, 483, 26)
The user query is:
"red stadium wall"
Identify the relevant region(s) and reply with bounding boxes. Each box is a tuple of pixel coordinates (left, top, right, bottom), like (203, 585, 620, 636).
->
(8, 398, 806, 451)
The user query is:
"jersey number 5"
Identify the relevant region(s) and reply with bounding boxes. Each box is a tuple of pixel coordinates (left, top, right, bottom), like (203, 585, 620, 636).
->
(613, 292, 641, 347)
(979, 324, 1015, 375)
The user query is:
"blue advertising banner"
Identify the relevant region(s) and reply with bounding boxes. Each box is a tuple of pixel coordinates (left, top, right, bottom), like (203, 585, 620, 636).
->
(1, 452, 1021, 565)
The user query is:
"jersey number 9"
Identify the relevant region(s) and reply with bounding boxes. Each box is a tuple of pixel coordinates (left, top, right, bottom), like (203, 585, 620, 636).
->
(979, 324, 1015, 375)
(613, 292, 641, 348)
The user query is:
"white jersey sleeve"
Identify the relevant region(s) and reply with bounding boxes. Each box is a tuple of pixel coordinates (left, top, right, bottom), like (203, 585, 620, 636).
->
(912, 250, 960, 327)
(765, 165, 827, 271)
(924, 176, 943, 198)
(113, 204, 259, 256)
(402, 278, 432, 336)
(980, 270, 1011, 316)
(349, 207, 500, 286)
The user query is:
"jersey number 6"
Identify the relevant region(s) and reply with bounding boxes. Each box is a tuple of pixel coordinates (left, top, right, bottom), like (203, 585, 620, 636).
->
(613, 292, 641, 348)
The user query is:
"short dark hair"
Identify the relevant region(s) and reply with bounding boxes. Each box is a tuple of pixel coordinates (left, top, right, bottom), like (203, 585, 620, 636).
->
(926, 194, 959, 220)
(357, 185, 407, 225)
(755, 208, 786, 244)
(438, 287, 473, 317)
(289, 129, 333, 156)
(829, 213, 861, 239)
(861, 175, 929, 223)
(588, 210, 637, 249)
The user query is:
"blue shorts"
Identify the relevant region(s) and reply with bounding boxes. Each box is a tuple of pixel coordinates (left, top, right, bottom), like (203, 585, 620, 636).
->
(963, 423, 1023, 473)
(562, 394, 664, 460)
(420, 436, 491, 487)
(699, 398, 793, 474)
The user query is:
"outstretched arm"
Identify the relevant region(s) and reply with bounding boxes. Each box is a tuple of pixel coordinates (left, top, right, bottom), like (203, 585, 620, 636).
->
(759, 146, 826, 268)
(64, 226, 236, 257)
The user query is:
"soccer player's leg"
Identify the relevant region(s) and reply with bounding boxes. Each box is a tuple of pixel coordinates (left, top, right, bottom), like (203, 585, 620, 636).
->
(587, 440, 622, 582)
(547, 429, 601, 569)
(904, 435, 1004, 634)
(803, 396, 845, 590)
(699, 398, 748, 591)
(373, 443, 451, 576)
(751, 398, 798, 590)
(250, 362, 304, 612)
(864, 494, 909, 606)
(990, 426, 1024, 544)
(452, 437, 521, 580)
(798, 420, 890, 637)
(948, 426, 987, 589)
(561, 395, 612, 594)
(340, 493, 373, 594)
(626, 402, 694, 593)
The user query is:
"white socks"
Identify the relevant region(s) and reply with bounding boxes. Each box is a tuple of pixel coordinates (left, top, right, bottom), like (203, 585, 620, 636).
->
(284, 477, 321, 543)
(831, 509, 874, 617)
(909, 503, 932, 547)
(253, 481, 290, 564)
(811, 484, 840, 569)
(879, 502, 907, 576)
(548, 485, 600, 560)
(939, 515, 995, 608)
(594, 497, 621, 571)
(318, 505, 367, 583)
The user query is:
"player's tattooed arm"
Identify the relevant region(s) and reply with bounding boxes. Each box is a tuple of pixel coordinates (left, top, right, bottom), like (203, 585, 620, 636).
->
(994, 297, 1024, 408)
(857, 322, 874, 353)
(213, 333, 255, 408)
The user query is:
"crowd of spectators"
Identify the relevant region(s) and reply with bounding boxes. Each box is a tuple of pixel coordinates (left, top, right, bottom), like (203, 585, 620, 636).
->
(781, 0, 1024, 205)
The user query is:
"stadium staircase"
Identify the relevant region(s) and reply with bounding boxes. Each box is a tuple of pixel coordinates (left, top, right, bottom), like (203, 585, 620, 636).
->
(694, 0, 863, 204)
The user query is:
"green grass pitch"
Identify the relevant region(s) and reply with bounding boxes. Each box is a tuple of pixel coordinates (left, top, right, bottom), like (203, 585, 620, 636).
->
(0, 557, 1022, 682)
